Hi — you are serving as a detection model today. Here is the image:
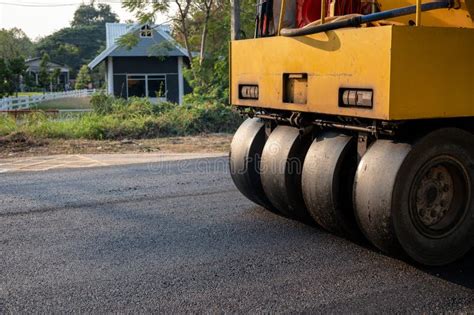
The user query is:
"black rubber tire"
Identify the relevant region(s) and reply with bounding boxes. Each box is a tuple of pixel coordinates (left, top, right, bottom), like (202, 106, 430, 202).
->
(302, 132, 361, 238)
(229, 118, 274, 210)
(355, 128, 474, 266)
(260, 125, 313, 221)
(354, 139, 411, 255)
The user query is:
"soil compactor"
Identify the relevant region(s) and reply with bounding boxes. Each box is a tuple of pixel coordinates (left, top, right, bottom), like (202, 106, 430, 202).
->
(229, 0, 474, 266)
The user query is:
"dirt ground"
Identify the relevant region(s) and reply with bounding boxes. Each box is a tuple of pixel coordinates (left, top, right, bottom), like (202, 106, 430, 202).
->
(0, 133, 232, 158)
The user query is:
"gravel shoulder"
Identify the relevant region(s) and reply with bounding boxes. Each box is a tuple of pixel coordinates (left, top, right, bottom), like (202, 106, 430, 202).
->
(0, 133, 232, 158)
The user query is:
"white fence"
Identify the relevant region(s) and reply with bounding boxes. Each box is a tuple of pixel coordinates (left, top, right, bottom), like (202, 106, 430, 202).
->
(0, 89, 96, 111)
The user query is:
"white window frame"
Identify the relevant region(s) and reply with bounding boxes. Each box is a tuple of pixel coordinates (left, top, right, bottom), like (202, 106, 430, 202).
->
(140, 25, 153, 38)
(147, 75, 167, 100)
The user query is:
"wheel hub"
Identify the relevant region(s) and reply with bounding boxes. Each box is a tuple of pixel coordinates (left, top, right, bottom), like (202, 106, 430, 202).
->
(415, 165, 454, 227)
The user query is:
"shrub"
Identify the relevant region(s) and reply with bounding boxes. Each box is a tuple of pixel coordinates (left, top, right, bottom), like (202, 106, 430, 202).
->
(0, 115, 16, 136)
(90, 92, 114, 114)
(75, 65, 92, 90)
(1, 97, 243, 141)
(127, 97, 153, 116)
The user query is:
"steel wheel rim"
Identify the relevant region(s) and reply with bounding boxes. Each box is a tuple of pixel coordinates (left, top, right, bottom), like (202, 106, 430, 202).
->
(409, 155, 471, 239)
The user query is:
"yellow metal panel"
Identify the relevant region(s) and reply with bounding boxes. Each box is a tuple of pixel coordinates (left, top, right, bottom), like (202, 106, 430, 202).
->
(231, 27, 393, 120)
(389, 26, 474, 119)
(231, 26, 474, 121)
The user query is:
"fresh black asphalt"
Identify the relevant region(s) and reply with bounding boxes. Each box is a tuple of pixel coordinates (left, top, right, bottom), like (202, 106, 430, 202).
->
(1, 157, 473, 313)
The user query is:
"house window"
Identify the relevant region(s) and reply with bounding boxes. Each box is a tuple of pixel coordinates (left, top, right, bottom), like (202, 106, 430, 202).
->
(127, 75, 146, 97)
(147, 75, 166, 98)
(127, 74, 167, 99)
(140, 25, 152, 38)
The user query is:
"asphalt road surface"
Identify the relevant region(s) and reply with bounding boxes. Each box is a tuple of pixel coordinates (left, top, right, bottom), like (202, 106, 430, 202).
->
(1, 157, 473, 313)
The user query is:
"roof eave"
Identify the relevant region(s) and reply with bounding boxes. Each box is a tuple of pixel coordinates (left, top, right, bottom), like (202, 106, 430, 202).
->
(88, 46, 116, 69)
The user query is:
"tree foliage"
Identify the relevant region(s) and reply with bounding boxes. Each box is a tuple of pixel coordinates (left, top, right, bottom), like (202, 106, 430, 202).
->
(75, 65, 92, 90)
(0, 28, 34, 60)
(122, 0, 169, 24)
(0, 3, 118, 93)
(38, 53, 51, 89)
(35, 3, 118, 76)
(50, 68, 62, 91)
(36, 26, 101, 76)
(0, 59, 12, 97)
(71, 2, 118, 27)
(0, 57, 28, 97)
(8, 57, 27, 96)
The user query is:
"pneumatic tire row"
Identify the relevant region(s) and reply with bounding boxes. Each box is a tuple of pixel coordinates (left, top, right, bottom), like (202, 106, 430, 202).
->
(229, 118, 474, 266)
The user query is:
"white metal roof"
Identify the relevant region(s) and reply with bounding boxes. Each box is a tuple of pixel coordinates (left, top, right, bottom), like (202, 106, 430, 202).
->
(106, 23, 135, 48)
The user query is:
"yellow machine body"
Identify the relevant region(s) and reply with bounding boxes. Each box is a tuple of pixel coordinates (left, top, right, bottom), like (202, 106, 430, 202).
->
(230, 2, 474, 121)
(228, 1, 474, 268)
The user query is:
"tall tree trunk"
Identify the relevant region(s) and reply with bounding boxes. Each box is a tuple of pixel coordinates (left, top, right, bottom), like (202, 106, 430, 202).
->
(181, 22, 194, 64)
(199, 1, 213, 65)
(174, 0, 197, 79)
(231, 0, 241, 40)
(180, 21, 197, 80)
(199, 22, 208, 65)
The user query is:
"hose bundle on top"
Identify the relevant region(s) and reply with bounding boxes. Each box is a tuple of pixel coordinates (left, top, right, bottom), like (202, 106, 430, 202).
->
(280, 0, 455, 37)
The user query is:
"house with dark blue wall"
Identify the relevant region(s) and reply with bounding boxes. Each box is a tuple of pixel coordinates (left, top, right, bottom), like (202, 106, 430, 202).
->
(88, 23, 191, 104)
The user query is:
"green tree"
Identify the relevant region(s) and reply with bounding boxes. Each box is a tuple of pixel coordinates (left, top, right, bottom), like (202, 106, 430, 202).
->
(50, 68, 62, 91)
(35, 3, 118, 76)
(8, 57, 27, 96)
(36, 27, 93, 76)
(75, 65, 92, 90)
(38, 53, 50, 90)
(23, 71, 35, 90)
(72, 2, 118, 27)
(0, 59, 8, 97)
(0, 59, 13, 97)
(0, 28, 34, 60)
(183, 0, 255, 101)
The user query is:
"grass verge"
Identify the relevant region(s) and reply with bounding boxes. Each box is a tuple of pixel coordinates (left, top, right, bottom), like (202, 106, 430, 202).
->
(32, 97, 92, 110)
(0, 95, 243, 141)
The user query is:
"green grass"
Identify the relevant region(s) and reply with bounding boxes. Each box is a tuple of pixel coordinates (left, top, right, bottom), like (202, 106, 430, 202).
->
(0, 95, 242, 140)
(1, 92, 42, 99)
(16, 92, 43, 97)
(32, 97, 92, 110)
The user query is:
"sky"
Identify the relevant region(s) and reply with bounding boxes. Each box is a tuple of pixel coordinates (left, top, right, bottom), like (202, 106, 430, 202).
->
(0, 0, 166, 40)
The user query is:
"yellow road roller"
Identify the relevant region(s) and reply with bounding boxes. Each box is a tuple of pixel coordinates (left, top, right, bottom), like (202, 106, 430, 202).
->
(229, 0, 474, 266)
